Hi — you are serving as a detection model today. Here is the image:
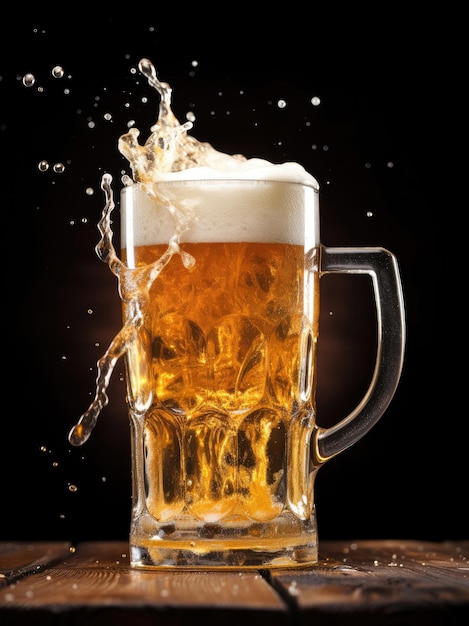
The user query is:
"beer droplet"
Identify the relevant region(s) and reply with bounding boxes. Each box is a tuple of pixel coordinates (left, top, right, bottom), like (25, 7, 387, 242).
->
(288, 581, 300, 596)
(22, 73, 35, 87)
(51, 65, 64, 79)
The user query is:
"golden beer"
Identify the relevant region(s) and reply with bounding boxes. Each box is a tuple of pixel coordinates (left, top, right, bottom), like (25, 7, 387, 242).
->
(121, 179, 321, 567)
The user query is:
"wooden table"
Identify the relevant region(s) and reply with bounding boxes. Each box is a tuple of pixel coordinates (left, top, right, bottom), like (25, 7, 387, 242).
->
(1, 540, 468, 625)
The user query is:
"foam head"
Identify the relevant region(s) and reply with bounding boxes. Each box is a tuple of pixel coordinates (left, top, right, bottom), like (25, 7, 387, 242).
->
(121, 159, 320, 259)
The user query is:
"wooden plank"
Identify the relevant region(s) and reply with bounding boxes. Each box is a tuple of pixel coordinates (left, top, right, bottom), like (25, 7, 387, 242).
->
(1, 540, 469, 625)
(0, 541, 289, 625)
(269, 540, 469, 625)
(0, 541, 72, 585)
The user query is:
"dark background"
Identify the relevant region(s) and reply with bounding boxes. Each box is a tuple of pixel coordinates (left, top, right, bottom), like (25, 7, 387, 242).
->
(1, 12, 463, 543)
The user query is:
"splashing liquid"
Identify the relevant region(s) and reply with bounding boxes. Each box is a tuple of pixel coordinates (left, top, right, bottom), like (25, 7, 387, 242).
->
(69, 64, 188, 445)
(68, 58, 317, 447)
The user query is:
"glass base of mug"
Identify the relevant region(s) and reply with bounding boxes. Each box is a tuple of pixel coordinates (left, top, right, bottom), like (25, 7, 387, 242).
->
(129, 510, 318, 569)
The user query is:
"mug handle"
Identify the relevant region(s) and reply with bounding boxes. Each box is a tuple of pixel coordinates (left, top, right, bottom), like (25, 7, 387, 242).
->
(314, 246, 406, 463)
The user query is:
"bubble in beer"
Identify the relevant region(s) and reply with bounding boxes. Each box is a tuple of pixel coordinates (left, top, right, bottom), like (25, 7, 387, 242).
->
(38, 160, 49, 172)
(53, 163, 65, 173)
(311, 96, 321, 106)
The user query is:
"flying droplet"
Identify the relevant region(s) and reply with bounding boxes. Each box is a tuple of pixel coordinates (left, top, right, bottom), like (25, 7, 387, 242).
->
(51, 65, 64, 79)
(22, 73, 35, 87)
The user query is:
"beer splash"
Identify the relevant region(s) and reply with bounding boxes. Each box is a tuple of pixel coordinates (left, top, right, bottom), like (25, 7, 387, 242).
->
(118, 58, 246, 185)
(69, 58, 244, 446)
(68, 58, 317, 447)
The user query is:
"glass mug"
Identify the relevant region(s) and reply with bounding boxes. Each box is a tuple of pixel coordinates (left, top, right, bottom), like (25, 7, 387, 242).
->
(120, 177, 405, 569)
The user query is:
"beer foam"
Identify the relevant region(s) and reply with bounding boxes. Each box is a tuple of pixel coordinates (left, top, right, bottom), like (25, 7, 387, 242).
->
(156, 158, 319, 187)
(121, 175, 319, 252)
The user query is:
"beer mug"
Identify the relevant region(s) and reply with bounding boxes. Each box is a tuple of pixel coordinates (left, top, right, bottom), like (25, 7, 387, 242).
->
(121, 176, 405, 569)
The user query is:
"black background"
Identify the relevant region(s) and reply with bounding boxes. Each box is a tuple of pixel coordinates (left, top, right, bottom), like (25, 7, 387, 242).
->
(1, 11, 464, 543)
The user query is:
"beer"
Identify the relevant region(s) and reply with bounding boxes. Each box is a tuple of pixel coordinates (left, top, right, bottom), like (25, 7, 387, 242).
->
(121, 178, 321, 566)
